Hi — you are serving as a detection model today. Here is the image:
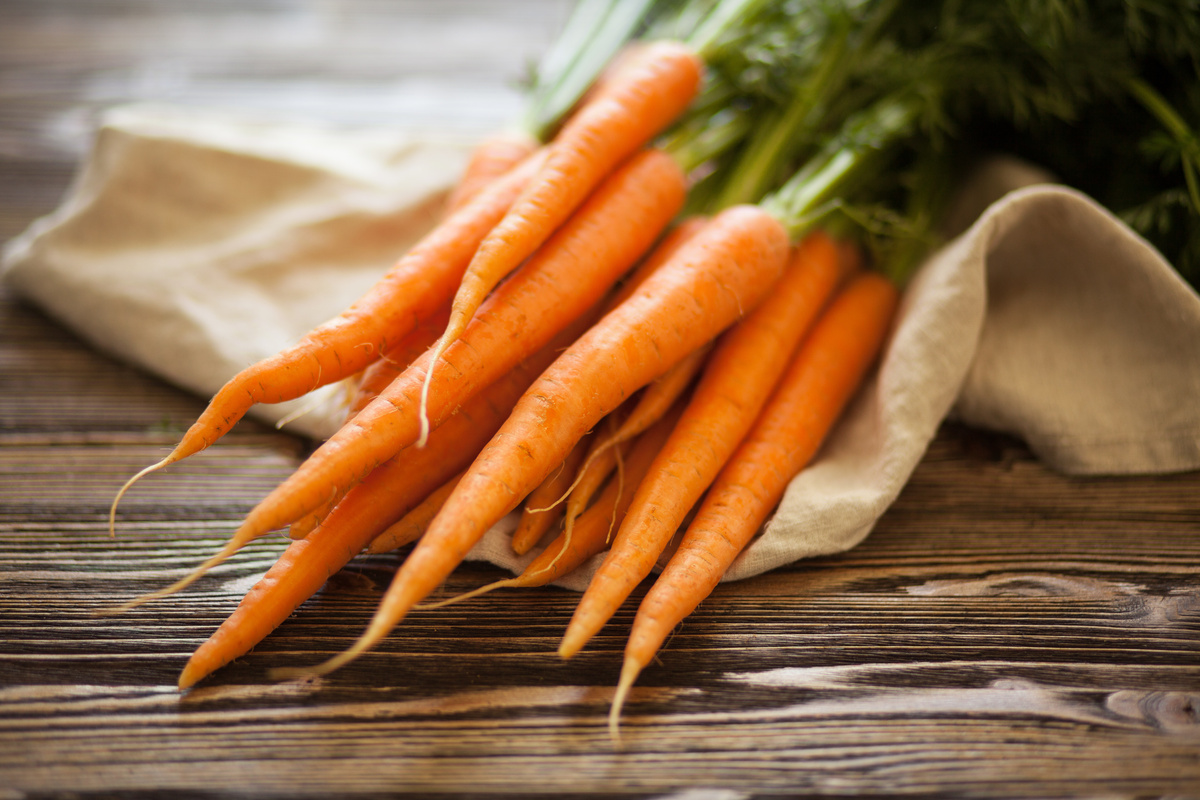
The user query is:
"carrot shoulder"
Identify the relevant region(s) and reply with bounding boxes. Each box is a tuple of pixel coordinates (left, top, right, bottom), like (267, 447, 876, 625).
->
(558, 231, 849, 659)
(290, 202, 790, 677)
(611, 270, 900, 732)
(137, 147, 687, 604)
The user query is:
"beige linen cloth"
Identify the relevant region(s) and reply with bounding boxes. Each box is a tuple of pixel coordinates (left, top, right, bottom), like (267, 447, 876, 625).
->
(5, 105, 1200, 590)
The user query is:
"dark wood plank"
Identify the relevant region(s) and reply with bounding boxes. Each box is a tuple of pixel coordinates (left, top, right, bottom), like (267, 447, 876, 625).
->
(1, 1, 1198, 798)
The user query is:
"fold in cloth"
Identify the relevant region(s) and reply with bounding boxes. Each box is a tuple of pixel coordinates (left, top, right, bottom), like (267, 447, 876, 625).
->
(4, 105, 1199, 589)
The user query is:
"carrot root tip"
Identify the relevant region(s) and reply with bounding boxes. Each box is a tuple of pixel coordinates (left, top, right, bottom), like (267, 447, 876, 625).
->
(268, 637, 375, 682)
(608, 655, 643, 746)
(109, 457, 174, 537)
(101, 539, 243, 615)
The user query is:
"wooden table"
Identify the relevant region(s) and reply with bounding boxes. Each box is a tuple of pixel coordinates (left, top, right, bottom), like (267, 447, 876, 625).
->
(2, 2, 1198, 797)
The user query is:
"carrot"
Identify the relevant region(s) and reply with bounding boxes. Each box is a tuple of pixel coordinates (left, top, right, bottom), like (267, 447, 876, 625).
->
(444, 131, 540, 214)
(605, 215, 710, 313)
(556, 406, 633, 529)
(285, 488, 342, 541)
(131, 148, 688, 605)
(281, 306, 453, 540)
(419, 398, 686, 610)
(174, 306, 600, 688)
(510, 433, 592, 556)
(342, 304, 451, 421)
(107, 149, 546, 534)
(555, 340, 711, 525)
(416, 40, 703, 445)
(369, 469, 465, 553)
(607, 270, 899, 736)
(514, 215, 712, 539)
(558, 231, 850, 660)
(284, 202, 790, 678)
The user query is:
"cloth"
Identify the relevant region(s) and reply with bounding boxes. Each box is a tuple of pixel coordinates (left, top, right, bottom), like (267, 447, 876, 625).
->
(5, 105, 1200, 590)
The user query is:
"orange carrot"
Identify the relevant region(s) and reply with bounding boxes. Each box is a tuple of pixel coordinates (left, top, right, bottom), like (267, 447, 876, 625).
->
(510, 433, 592, 556)
(286, 308, 452, 540)
(558, 406, 633, 527)
(419, 398, 685, 610)
(417, 40, 703, 444)
(285, 202, 790, 678)
(370, 469, 465, 553)
(556, 340, 711, 526)
(444, 131, 540, 214)
(108, 149, 546, 532)
(605, 215, 710, 313)
(174, 307, 600, 689)
(343, 304, 451, 421)
(558, 231, 849, 660)
(133, 148, 688, 605)
(514, 215, 711, 538)
(608, 270, 899, 734)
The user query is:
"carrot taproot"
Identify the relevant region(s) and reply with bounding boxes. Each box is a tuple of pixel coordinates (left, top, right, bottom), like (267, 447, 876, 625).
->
(608, 269, 899, 736)
(107, 148, 546, 535)
(129, 147, 687, 605)
(509, 433, 592, 556)
(444, 131, 540, 214)
(418, 398, 685, 610)
(558, 231, 850, 660)
(174, 305, 600, 688)
(282, 202, 790, 678)
(416, 40, 703, 445)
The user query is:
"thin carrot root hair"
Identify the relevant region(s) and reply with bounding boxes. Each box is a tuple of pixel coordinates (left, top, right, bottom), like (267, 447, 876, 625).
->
(106, 537, 246, 614)
(429, 406, 675, 610)
(412, 576, 520, 611)
(514, 395, 686, 592)
(269, 611, 395, 681)
(549, 339, 709, 519)
(608, 655, 642, 744)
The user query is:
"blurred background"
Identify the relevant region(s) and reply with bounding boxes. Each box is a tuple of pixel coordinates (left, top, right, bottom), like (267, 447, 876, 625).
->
(0, 0, 573, 243)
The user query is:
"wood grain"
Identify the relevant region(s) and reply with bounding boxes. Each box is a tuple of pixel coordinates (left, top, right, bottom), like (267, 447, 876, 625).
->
(1, 1, 1199, 798)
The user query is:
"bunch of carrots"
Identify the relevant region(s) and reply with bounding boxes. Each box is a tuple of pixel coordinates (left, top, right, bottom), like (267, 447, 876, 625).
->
(108, 0, 1199, 736)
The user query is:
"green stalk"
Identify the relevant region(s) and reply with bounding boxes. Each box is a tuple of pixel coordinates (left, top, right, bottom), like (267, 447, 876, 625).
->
(522, 0, 658, 142)
(761, 97, 920, 241)
(685, 0, 771, 60)
(708, 24, 853, 209)
(1124, 76, 1200, 215)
